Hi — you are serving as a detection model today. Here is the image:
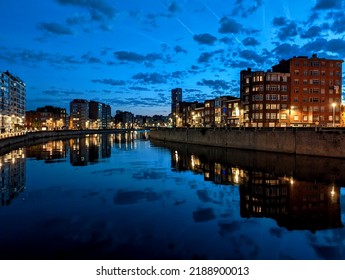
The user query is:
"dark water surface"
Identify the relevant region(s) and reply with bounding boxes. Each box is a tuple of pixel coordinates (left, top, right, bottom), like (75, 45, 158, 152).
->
(1, 132, 344, 260)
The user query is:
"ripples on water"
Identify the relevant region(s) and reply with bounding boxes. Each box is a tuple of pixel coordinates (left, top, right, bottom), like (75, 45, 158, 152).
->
(0, 131, 344, 260)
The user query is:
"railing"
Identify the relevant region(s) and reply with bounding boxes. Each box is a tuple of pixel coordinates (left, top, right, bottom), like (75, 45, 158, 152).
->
(0, 131, 26, 139)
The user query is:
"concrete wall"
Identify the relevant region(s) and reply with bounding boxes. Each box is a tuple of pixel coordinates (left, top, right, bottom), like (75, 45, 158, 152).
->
(0, 129, 118, 155)
(150, 128, 345, 158)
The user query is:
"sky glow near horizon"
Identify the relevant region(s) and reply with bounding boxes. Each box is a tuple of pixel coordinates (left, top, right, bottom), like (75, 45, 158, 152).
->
(1, 0, 345, 116)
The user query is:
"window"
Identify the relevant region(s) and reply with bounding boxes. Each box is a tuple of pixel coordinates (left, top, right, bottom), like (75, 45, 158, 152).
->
(294, 115, 299, 121)
(309, 88, 319, 94)
(294, 79, 299, 84)
(266, 85, 280, 91)
(281, 114, 287, 120)
(310, 70, 319, 76)
(281, 95, 288, 101)
(294, 88, 299, 93)
(281, 85, 287, 91)
(311, 61, 320, 66)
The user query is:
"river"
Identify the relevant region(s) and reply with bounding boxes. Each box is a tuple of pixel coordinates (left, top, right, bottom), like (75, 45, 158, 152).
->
(0, 131, 344, 259)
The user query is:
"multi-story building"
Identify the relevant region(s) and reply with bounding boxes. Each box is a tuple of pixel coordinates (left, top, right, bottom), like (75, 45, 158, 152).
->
(171, 88, 182, 127)
(0, 71, 26, 133)
(215, 96, 238, 127)
(26, 106, 67, 130)
(89, 101, 112, 129)
(89, 101, 102, 129)
(102, 103, 112, 128)
(69, 99, 89, 129)
(240, 55, 343, 127)
(204, 99, 215, 127)
(226, 98, 241, 127)
(190, 106, 204, 127)
(176, 101, 203, 127)
(114, 110, 134, 128)
(272, 54, 343, 127)
(240, 68, 291, 127)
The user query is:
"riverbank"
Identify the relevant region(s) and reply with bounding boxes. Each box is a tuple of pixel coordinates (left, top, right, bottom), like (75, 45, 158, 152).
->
(150, 127, 345, 158)
(0, 129, 131, 156)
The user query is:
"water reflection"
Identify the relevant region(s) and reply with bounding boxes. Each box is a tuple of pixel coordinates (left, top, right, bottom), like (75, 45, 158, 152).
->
(0, 149, 25, 206)
(152, 139, 343, 232)
(1, 131, 148, 205)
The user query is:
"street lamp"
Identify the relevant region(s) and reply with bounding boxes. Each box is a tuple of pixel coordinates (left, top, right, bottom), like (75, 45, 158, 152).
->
(332, 102, 336, 127)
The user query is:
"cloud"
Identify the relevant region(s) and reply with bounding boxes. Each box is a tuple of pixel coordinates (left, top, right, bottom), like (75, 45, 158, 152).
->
(272, 43, 302, 59)
(218, 16, 242, 34)
(331, 13, 345, 33)
(91, 79, 126, 86)
(55, 0, 116, 20)
(232, 0, 264, 17)
(197, 79, 232, 91)
(272, 17, 298, 41)
(129, 86, 150, 91)
(193, 33, 217, 45)
(174, 45, 188, 54)
(132, 72, 168, 84)
(197, 52, 214, 63)
(239, 50, 267, 65)
(313, 0, 342, 10)
(272, 16, 287, 27)
(66, 13, 88, 25)
(168, 1, 181, 14)
(300, 26, 322, 38)
(37, 22, 74, 35)
(82, 52, 101, 63)
(242, 37, 260, 46)
(113, 51, 163, 63)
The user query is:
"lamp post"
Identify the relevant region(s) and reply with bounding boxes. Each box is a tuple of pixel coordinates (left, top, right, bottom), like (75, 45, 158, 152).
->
(332, 102, 336, 127)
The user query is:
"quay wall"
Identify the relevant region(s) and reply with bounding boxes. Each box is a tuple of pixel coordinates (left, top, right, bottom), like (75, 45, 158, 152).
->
(150, 128, 345, 158)
(0, 129, 123, 155)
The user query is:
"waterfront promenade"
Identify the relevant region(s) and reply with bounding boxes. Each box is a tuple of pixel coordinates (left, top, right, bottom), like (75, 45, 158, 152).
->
(150, 127, 345, 158)
(0, 129, 135, 155)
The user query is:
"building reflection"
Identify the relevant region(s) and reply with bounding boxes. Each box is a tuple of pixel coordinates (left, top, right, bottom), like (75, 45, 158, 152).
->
(152, 139, 343, 232)
(70, 134, 111, 166)
(0, 149, 25, 206)
(26, 140, 67, 163)
(0, 131, 149, 206)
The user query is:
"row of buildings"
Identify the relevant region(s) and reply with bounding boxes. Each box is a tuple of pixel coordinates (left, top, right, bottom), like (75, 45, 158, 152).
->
(26, 99, 112, 130)
(172, 54, 344, 128)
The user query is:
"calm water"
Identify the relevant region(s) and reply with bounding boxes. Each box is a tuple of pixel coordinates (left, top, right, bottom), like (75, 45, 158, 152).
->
(1, 131, 345, 260)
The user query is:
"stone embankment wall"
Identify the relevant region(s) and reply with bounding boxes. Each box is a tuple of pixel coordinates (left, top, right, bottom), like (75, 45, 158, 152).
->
(0, 129, 115, 155)
(150, 128, 345, 158)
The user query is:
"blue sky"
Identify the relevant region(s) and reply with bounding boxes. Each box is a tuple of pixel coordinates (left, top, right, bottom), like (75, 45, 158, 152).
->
(1, 0, 345, 116)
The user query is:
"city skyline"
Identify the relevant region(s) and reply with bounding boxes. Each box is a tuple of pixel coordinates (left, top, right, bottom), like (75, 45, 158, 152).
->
(1, 0, 345, 116)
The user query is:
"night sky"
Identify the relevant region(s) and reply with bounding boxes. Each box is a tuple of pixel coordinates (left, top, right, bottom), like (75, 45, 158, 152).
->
(1, 0, 345, 116)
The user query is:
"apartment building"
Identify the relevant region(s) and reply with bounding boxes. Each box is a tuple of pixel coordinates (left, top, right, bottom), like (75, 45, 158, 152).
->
(240, 55, 343, 127)
(272, 54, 343, 127)
(69, 99, 89, 129)
(26, 106, 67, 130)
(0, 71, 26, 133)
(226, 98, 241, 127)
(171, 88, 182, 127)
(240, 68, 291, 127)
